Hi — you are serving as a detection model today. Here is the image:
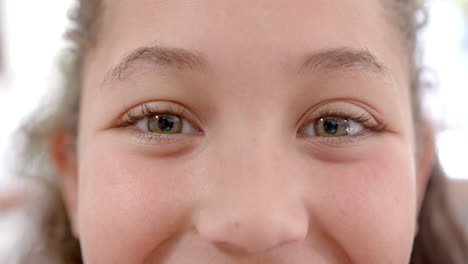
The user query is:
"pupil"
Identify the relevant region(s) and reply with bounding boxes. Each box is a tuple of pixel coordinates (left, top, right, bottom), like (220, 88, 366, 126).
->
(323, 119, 339, 134)
(158, 116, 175, 132)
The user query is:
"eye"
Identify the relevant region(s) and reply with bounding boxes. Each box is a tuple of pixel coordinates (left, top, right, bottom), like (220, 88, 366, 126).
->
(135, 114, 196, 134)
(300, 116, 365, 137)
(117, 102, 200, 137)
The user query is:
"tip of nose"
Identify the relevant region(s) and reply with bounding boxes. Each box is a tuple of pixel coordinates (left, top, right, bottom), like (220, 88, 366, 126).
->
(196, 213, 309, 254)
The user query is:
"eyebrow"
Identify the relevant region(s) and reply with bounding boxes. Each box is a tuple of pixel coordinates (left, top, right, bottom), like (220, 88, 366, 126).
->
(299, 47, 386, 74)
(104, 45, 386, 84)
(105, 45, 207, 83)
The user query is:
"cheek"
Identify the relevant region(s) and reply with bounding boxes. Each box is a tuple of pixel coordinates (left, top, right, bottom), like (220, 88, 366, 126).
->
(304, 141, 417, 263)
(76, 138, 198, 263)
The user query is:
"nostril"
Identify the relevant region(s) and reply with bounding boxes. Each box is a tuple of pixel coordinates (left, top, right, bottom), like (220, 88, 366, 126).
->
(213, 241, 252, 255)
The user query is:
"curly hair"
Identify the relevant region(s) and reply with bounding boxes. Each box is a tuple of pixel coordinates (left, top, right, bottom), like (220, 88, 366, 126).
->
(17, 0, 468, 263)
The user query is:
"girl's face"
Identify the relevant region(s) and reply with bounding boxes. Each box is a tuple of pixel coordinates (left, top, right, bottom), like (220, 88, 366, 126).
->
(57, 0, 431, 263)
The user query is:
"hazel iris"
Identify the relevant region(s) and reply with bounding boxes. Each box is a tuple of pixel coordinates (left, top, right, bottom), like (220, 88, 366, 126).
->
(315, 118, 350, 137)
(147, 115, 182, 134)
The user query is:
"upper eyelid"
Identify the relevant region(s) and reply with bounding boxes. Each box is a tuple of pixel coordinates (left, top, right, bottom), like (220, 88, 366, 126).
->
(295, 99, 383, 126)
(116, 102, 200, 129)
(300, 110, 376, 129)
(117, 101, 383, 134)
(308, 111, 371, 122)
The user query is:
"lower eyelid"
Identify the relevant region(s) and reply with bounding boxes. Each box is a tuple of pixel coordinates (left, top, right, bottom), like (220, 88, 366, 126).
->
(130, 129, 199, 145)
(300, 128, 375, 146)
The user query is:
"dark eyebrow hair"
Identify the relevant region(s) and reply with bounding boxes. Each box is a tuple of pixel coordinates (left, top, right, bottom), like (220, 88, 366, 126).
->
(299, 47, 386, 74)
(104, 45, 207, 83)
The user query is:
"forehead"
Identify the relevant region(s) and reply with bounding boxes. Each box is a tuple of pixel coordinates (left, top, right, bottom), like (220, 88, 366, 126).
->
(98, 0, 395, 54)
(91, 0, 407, 90)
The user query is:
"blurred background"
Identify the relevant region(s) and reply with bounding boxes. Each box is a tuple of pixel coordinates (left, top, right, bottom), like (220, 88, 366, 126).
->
(0, 0, 467, 260)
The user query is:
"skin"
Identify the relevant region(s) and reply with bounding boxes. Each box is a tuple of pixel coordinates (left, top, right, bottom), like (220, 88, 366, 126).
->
(52, 0, 434, 263)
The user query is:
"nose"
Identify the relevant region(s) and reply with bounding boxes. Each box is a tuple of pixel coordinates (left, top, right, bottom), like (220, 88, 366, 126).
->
(196, 202, 309, 253)
(194, 142, 309, 254)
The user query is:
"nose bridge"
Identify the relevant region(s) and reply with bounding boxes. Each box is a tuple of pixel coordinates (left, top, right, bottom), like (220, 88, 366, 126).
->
(217, 113, 288, 189)
(194, 122, 309, 253)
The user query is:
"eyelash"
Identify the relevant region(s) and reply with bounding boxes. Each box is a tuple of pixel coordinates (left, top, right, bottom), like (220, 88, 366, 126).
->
(118, 104, 189, 128)
(299, 110, 385, 143)
(116, 104, 385, 144)
(116, 104, 200, 144)
(308, 110, 383, 131)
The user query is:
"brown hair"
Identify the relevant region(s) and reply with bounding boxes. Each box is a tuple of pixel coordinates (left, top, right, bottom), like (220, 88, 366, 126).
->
(17, 0, 468, 263)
